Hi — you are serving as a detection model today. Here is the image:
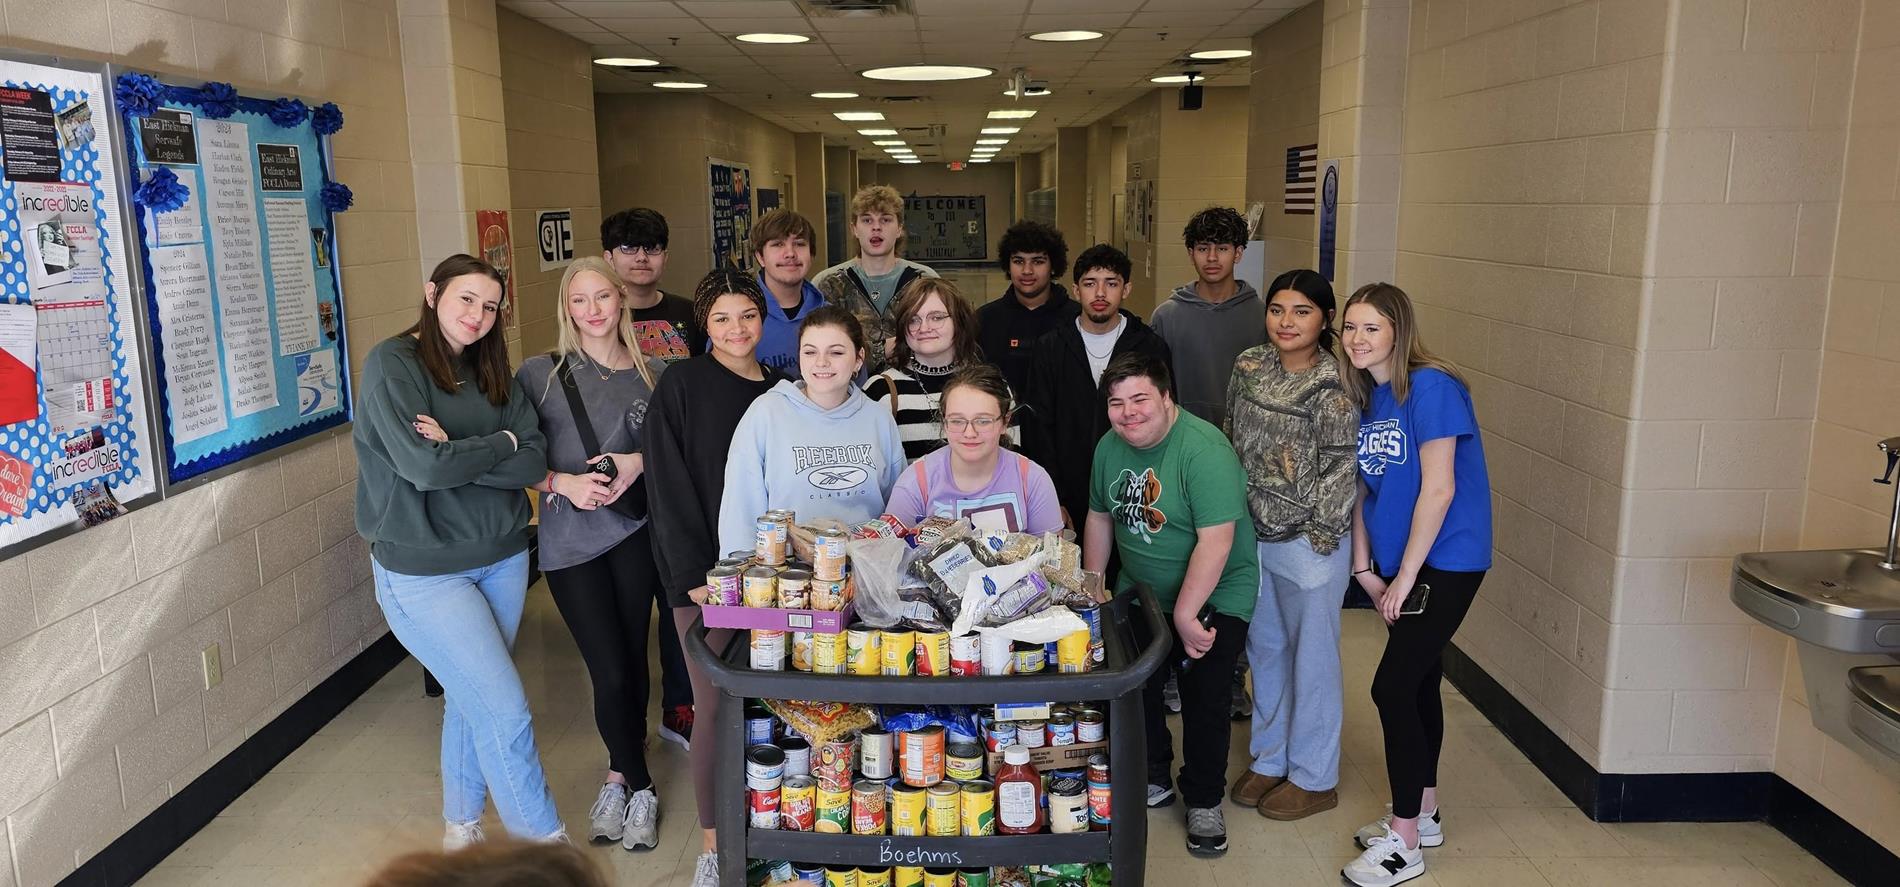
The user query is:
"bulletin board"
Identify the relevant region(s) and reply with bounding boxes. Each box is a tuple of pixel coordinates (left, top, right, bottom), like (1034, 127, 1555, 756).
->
(709, 157, 752, 271)
(0, 53, 159, 555)
(117, 73, 352, 487)
(903, 194, 987, 261)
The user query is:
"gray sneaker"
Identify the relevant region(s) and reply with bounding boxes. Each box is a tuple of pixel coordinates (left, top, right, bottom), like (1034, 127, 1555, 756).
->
(587, 782, 629, 842)
(1163, 673, 1182, 713)
(1186, 806, 1228, 857)
(621, 787, 659, 850)
(443, 819, 484, 851)
(691, 851, 720, 887)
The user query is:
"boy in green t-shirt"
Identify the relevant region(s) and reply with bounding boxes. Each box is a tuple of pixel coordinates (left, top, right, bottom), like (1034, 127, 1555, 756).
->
(1084, 351, 1257, 858)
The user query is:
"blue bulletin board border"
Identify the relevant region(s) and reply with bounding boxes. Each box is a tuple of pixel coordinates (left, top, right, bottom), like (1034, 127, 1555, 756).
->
(114, 72, 353, 489)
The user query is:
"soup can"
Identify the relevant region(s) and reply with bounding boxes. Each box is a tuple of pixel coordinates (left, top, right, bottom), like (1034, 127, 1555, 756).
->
(890, 784, 926, 836)
(816, 785, 852, 833)
(744, 702, 775, 746)
(815, 737, 858, 791)
(851, 779, 887, 835)
(742, 566, 779, 608)
(1016, 719, 1046, 749)
(776, 736, 811, 778)
(982, 721, 1017, 754)
(825, 865, 858, 887)
(945, 742, 984, 781)
(779, 568, 812, 609)
(1047, 713, 1076, 747)
(923, 869, 956, 887)
(706, 566, 742, 606)
(948, 633, 981, 676)
(1056, 628, 1090, 673)
(858, 868, 892, 887)
(1075, 709, 1106, 744)
(859, 727, 894, 780)
(814, 528, 850, 581)
(959, 780, 995, 836)
(745, 744, 786, 790)
(880, 629, 916, 676)
(813, 577, 849, 611)
(750, 629, 786, 671)
(811, 630, 846, 674)
(1073, 603, 1104, 664)
(979, 632, 1014, 676)
(781, 775, 816, 831)
(914, 630, 950, 677)
(895, 867, 925, 887)
(755, 514, 788, 566)
(847, 625, 882, 675)
(900, 726, 945, 787)
(747, 785, 780, 829)
(926, 782, 960, 836)
(1011, 641, 1044, 675)
(790, 630, 814, 672)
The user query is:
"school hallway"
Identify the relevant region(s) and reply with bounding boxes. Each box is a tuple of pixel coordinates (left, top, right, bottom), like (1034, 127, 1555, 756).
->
(130, 583, 1844, 887)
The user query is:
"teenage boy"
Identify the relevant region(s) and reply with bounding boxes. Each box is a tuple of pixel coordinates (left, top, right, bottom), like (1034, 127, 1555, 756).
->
(1152, 206, 1266, 427)
(1022, 243, 1173, 530)
(1083, 351, 1256, 858)
(602, 208, 701, 364)
(813, 185, 938, 372)
(975, 220, 1078, 397)
(750, 209, 827, 375)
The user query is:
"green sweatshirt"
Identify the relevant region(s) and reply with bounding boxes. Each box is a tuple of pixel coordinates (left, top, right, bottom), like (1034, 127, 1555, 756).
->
(353, 335, 548, 575)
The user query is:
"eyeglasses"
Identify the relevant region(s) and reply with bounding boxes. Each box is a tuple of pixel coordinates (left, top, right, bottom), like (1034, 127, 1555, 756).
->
(906, 312, 952, 330)
(612, 245, 666, 258)
(944, 416, 1002, 433)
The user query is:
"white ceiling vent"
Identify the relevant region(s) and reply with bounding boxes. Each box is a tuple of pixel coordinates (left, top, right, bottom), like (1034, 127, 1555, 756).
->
(796, 0, 911, 17)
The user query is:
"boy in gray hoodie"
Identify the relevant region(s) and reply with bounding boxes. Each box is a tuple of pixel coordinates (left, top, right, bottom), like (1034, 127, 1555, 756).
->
(1151, 206, 1268, 429)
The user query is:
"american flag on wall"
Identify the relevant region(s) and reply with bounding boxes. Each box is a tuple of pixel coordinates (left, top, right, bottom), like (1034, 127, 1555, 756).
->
(1285, 144, 1318, 214)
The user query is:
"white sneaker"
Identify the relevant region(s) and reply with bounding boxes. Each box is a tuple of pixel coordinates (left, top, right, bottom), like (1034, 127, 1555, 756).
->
(1354, 806, 1442, 848)
(589, 781, 630, 842)
(691, 851, 720, 887)
(443, 819, 485, 851)
(621, 787, 659, 850)
(1342, 826, 1425, 887)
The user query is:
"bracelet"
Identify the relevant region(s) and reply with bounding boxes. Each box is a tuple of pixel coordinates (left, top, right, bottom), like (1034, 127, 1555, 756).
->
(544, 470, 555, 491)
(1352, 568, 1372, 576)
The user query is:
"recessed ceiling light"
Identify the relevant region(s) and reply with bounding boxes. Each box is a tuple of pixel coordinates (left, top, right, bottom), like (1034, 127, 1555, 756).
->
(737, 33, 810, 44)
(1150, 75, 1199, 84)
(858, 129, 898, 136)
(976, 138, 1009, 145)
(594, 57, 659, 67)
(872, 139, 906, 146)
(834, 111, 886, 121)
(899, 158, 922, 164)
(1028, 30, 1102, 42)
(980, 127, 1020, 134)
(987, 109, 1037, 119)
(811, 91, 859, 99)
(654, 81, 709, 89)
(1189, 49, 1253, 60)
(862, 65, 993, 82)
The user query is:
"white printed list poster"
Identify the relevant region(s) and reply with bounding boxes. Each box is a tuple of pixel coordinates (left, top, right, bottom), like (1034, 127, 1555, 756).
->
(198, 119, 278, 418)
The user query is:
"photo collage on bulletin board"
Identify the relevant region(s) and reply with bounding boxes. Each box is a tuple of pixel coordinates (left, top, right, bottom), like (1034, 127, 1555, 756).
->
(710, 158, 753, 272)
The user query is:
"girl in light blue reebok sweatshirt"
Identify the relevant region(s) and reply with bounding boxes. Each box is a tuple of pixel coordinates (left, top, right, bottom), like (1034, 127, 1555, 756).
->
(718, 305, 907, 554)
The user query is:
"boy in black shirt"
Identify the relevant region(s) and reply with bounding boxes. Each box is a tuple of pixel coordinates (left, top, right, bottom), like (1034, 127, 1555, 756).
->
(603, 208, 701, 364)
(974, 221, 1077, 397)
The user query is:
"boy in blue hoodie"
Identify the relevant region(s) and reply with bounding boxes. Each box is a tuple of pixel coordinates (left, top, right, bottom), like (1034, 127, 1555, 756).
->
(750, 210, 828, 375)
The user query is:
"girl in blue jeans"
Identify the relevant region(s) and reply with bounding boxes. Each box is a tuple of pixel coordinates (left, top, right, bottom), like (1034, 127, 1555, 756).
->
(354, 254, 563, 847)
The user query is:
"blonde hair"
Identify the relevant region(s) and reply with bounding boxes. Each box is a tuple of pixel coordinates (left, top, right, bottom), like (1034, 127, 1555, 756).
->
(1339, 282, 1466, 407)
(546, 257, 657, 401)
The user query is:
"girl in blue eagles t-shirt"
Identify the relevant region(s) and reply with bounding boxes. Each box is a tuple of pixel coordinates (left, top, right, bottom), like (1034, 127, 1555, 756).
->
(1336, 283, 1493, 887)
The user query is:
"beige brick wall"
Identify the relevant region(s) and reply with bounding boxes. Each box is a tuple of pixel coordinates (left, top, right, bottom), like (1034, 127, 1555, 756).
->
(1246, 1, 1324, 274)
(0, 2, 413, 881)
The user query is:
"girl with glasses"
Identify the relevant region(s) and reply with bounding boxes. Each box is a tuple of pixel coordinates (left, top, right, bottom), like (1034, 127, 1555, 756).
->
(865, 278, 1016, 460)
(881, 363, 1063, 536)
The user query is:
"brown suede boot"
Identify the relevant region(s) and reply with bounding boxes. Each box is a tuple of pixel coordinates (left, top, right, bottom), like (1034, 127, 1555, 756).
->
(1256, 782, 1338, 821)
(1229, 770, 1286, 807)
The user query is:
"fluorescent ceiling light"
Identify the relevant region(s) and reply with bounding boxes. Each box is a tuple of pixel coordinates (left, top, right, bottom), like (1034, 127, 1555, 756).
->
(1002, 87, 1052, 97)
(811, 91, 859, 99)
(1150, 75, 1199, 84)
(857, 128, 899, 136)
(594, 57, 659, 67)
(1189, 49, 1253, 60)
(987, 109, 1036, 119)
(899, 158, 922, 164)
(887, 147, 915, 153)
(970, 157, 992, 163)
(872, 139, 906, 146)
(980, 127, 1020, 134)
(834, 111, 886, 121)
(654, 81, 709, 89)
(976, 138, 1008, 145)
(737, 33, 810, 44)
(862, 65, 993, 82)
(1028, 30, 1102, 42)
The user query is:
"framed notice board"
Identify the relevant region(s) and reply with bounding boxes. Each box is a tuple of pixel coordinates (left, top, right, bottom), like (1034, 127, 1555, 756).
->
(903, 194, 986, 261)
(0, 53, 160, 556)
(709, 157, 752, 271)
(116, 73, 352, 488)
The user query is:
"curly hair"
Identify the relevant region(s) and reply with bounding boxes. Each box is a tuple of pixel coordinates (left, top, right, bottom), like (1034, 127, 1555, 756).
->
(1182, 206, 1248, 248)
(996, 220, 1069, 277)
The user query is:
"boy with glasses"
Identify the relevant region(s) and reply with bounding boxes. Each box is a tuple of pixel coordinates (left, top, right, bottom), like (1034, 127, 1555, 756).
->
(602, 208, 700, 364)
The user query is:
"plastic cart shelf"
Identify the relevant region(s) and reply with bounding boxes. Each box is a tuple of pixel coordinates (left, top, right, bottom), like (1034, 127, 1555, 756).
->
(684, 584, 1172, 887)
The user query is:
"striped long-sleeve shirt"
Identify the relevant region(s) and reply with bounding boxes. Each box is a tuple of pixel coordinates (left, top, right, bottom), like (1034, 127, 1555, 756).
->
(865, 366, 1020, 462)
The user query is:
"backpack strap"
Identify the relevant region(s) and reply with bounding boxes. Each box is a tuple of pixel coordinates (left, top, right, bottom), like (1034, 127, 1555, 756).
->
(552, 354, 603, 460)
(913, 457, 929, 500)
(880, 371, 899, 420)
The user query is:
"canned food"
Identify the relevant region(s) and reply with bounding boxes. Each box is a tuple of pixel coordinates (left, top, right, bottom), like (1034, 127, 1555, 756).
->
(1088, 777, 1112, 830)
(825, 864, 858, 887)
(852, 779, 887, 835)
(983, 721, 1017, 754)
(812, 577, 849, 611)
(901, 726, 945, 787)
(745, 745, 786, 790)
(945, 742, 984, 781)
(744, 703, 774, 746)
(847, 624, 882, 675)
(1073, 603, 1104, 664)
(795, 864, 825, 885)
(914, 630, 950, 677)
(1055, 628, 1090, 673)
(1048, 713, 1076, 747)
(957, 869, 990, 887)
(750, 629, 786, 671)
(742, 566, 779, 607)
(726, 550, 756, 562)
(1012, 641, 1044, 675)
(1048, 776, 1088, 834)
(895, 867, 925, 887)
(1087, 754, 1109, 784)
(790, 630, 814, 672)
(748, 785, 781, 829)
(857, 868, 892, 887)
(779, 737, 812, 778)
(706, 566, 742, 606)
(859, 728, 894, 780)
(1076, 710, 1106, 744)
(811, 630, 844, 674)
(779, 569, 812, 609)
(980, 632, 1014, 676)
(755, 515, 788, 566)
(1016, 719, 1046, 749)
(959, 780, 995, 836)
(781, 775, 816, 830)
(880, 629, 916, 676)
(926, 782, 960, 836)
(816, 785, 852, 833)
(949, 633, 981, 676)
(923, 869, 956, 887)
(816, 737, 859, 791)
(716, 555, 752, 569)
(814, 528, 849, 581)
(890, 784, 926, 836)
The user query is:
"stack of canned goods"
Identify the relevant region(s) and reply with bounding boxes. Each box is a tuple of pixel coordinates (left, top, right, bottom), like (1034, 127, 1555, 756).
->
(759, 618, 1102, 677)
(753, 861, 1109, 887)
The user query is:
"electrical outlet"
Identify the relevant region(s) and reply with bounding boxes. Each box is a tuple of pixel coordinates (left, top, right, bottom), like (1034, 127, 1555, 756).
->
(201, 644, 222, 690)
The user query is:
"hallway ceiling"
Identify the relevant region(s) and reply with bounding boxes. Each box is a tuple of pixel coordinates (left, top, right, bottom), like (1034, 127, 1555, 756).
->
(500, 0, 1301, 163)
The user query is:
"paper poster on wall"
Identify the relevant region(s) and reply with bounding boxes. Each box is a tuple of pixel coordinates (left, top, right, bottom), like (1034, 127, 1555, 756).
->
(709, 158, 752, 271)
(0, 303, 36, 425)
(902, 195, 987, 261)
(476, 209, 513, 305)
(149, 243, 227, 444)
(0, 85, 61, 183)
(138, 108, 197, 164)
(264, 198, 321, 355)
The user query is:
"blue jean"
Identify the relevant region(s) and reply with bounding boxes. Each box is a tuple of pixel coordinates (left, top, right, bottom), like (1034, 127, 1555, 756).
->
(372, 550, 562, 838)
(1247, 536, 1350, 791)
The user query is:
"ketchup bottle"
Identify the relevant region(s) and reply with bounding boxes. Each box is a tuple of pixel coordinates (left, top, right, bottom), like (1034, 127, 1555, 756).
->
(995, 744, 1044, 834)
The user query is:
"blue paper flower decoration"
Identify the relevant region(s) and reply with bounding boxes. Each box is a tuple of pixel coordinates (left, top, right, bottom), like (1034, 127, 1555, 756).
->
(321, 181, 354, 213)
(269, 97, 308, 128)
(115, 72, 166, 118)
(311, 102, 344, 136)
(198, 81, 239, 118)
(135, 167, 191, 213)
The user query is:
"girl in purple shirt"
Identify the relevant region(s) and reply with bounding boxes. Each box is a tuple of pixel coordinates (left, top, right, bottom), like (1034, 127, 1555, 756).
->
(882, 364, 1063, 535)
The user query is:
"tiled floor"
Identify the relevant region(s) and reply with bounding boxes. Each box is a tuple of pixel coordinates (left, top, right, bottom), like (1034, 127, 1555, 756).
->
(137, 584, 1850, 887)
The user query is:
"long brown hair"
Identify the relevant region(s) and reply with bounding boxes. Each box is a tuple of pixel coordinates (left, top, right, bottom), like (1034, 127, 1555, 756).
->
(407, 254, 513, 406)
(1339, 282, 1466, 407)
(889, 278, 980, 368)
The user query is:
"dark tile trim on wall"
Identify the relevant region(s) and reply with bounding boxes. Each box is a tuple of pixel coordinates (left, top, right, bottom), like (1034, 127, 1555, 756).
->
(1443, 644, 1894, 887)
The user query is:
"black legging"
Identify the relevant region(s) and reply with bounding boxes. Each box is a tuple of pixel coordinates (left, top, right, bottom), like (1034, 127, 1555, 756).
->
(544, 526, 664, 790)
(1370, 566, 1483, 819)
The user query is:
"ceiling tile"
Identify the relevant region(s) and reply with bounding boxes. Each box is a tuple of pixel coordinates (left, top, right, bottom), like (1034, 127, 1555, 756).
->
(673, 0, 804, 16)
(1030, 0, 1143, 12)
(1135, 0, 1255, 9)
(912, 0, 1026, 15)
(1125, 11, 1238, 28)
